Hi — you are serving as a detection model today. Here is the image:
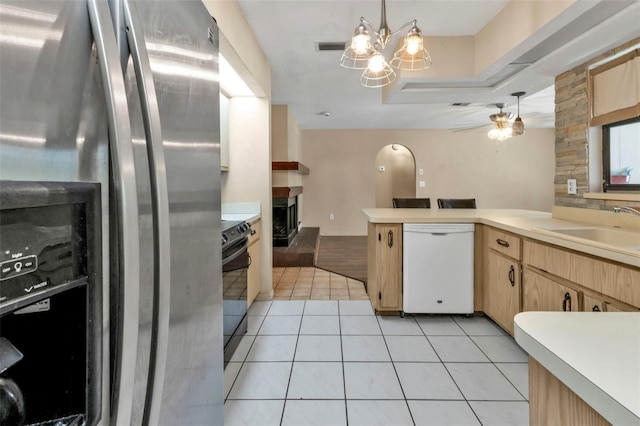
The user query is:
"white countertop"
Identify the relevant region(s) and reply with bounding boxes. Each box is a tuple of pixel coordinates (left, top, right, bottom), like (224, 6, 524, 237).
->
(222, 213, 260, 224)
(514, 312, 640, 425)
(222, 202, 261, 224)
(362, 208, 640, 268)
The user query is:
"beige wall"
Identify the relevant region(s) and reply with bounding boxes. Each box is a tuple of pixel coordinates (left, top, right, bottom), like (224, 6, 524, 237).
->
(302, 128, 555, 235)
(204, 0, 273, 297)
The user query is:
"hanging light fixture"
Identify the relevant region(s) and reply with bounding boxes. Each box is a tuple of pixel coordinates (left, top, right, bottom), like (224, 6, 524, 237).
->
(511, 91, 526, 136)
(340, 0, 431, 88)
(488, 104, 513, 142)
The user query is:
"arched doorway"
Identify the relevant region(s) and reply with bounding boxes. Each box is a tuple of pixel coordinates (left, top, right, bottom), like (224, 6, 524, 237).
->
(375, 144, 416, 208)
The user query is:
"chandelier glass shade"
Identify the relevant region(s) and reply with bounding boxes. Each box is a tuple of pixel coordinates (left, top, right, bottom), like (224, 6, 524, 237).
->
(340, 0, 431, 88)
(487, 104, 513, 141)
(487, 121, 513, 142)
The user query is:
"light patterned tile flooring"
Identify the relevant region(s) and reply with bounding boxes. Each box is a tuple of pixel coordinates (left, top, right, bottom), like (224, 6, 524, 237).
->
(272, 267, 369, 301)
(224, 300, 530, 426)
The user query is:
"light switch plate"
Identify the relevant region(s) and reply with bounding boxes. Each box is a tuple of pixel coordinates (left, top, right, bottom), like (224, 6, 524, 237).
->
(419, 181, 426, 188)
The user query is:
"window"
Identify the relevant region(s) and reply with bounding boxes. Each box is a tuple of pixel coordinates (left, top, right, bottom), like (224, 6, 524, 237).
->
(602, 116, 640, 191)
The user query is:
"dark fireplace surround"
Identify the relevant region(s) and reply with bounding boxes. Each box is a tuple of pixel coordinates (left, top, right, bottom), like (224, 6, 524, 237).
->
(272, 162, 308, 248)
(273, 195, 297, 247)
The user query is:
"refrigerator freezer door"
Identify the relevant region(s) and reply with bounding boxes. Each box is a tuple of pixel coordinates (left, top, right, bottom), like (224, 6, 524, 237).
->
(0, 1, 133, 424)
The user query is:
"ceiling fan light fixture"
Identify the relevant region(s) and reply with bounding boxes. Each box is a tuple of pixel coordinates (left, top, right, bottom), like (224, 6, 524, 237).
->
(488, 104, 513, 141)
(488, 122, 512, 141)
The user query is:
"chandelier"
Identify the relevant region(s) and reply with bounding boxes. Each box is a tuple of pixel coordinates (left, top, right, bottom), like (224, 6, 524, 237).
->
(340, 0, 432, 88)
(487, 92, 526, 141)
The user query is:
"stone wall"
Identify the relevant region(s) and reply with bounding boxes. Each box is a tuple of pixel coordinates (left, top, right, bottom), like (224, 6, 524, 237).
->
(554, 37, 640, 209)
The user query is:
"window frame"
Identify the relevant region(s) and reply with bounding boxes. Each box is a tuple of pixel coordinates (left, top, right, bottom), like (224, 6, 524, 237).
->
(602, 115, 640, 192)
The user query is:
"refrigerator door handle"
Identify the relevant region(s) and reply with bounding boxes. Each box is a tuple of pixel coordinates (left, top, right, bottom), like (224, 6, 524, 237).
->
(87, 0, 141, 424)
(123, 2, 171, 424)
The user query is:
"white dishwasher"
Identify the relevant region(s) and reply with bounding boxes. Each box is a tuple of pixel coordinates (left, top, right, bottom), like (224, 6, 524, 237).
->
(403, 223, 475, 314)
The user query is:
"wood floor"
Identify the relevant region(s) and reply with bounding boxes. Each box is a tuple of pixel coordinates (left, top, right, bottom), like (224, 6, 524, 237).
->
(272, 228, 368, 285)
(315, 236, 368, 285)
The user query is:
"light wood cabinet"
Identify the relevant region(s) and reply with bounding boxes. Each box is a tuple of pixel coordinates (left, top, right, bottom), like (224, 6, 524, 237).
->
(523, 240, 640, 307)
(484, 250, 520, 335)
(529, 358, 611, 426)
(583, 294, 603, 312)
(483, 227, 522, 335)
(486, 226, 522, 259)
(367, 222, 402, 313)
(247, 220, 261, 307)
(522, 267, 581, 312)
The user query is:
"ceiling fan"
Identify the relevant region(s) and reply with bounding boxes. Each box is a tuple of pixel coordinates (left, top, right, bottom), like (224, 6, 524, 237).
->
(452, 92, 528, 141)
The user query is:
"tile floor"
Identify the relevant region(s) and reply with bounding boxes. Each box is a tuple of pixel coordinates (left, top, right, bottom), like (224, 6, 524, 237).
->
(272, 267, 369, 301)
(224, 300, 530, 426)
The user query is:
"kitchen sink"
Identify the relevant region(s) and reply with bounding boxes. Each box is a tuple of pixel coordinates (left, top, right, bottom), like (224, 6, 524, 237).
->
(536, 226, 640, 251)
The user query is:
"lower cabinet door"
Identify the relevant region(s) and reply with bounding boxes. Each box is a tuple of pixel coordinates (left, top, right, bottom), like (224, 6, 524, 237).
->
(483, 251, 520, 335)
(522, 268, 581, 312)
(583, 294, 603, 312)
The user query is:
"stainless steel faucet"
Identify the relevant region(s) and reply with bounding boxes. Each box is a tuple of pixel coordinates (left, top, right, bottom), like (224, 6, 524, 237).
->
(613, 206, 640, 217)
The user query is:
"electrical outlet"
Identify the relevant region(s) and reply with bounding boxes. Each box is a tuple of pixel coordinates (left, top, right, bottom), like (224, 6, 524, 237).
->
(567, 179, 577, 195)
(329, 213, 334, 220)
(419, 181, 426, 188)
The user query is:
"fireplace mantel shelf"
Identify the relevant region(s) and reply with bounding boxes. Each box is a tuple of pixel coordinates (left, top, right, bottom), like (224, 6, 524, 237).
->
(272, 161, 309, 175)
(273, 186, 303, 198)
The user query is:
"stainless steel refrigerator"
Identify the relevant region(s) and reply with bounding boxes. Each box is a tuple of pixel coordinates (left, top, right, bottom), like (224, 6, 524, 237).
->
(0, 0, 224, 424)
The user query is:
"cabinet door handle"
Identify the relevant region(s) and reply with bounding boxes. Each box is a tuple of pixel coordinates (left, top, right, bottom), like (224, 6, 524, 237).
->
(592, 305, 600, 312)
(496, 238, 510, 248)
(508, 265, 515, 286)
(378, 233, 381, 241)
(562, 292, 572, 311)
(388, 230, 393, 248)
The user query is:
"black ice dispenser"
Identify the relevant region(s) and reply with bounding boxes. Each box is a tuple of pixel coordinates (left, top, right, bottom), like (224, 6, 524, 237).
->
(0, 181, 101, 426)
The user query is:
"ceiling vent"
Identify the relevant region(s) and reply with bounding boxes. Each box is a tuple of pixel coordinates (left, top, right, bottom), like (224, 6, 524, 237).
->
(451, 103, 471, 107)
(317, 42, 347, 51)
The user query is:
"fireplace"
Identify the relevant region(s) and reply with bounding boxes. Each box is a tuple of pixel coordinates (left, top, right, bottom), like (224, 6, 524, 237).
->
(273, 196, 297, 246)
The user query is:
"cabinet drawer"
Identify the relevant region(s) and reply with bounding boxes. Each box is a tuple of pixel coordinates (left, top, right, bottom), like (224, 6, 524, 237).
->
(485, 227, 521, 260)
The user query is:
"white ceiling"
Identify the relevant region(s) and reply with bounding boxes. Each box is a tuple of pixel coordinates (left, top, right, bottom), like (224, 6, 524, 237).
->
(236, 0, 640, 130)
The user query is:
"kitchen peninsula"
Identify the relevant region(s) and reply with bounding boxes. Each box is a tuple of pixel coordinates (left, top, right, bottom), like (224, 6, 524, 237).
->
(363, 207, 640, 426)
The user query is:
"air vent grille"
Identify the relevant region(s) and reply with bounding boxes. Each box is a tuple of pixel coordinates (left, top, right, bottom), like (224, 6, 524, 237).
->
(451, 103, 471, 107)
(317, 42, 346, 51)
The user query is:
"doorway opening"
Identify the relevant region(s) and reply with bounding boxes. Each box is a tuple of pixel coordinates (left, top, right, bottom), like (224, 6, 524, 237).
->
(375, 144, 416, 208)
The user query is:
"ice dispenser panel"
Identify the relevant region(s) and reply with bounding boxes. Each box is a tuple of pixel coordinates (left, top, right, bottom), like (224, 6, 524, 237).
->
(0, 181, 102, 426)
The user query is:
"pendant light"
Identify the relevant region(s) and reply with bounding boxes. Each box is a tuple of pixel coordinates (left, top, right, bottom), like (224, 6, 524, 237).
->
(511, 91, 526, 136)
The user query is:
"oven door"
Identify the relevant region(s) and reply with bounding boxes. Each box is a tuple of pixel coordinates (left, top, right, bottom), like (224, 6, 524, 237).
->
(222, 238, 250, 363)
